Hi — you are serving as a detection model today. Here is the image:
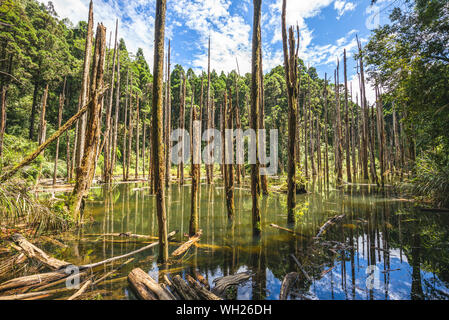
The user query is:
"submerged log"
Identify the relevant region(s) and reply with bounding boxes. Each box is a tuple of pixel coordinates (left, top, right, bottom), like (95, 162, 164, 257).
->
(315, 215, 346, 238)
(211, 272, 251, 296)
(270, 224, 305, 237)
(279, 272, 299, 300)
(68, 279, 92, 300)
(290, 254, 312, 282)
(11, 234, 70, 270)
(171, 230, 202, 257)
(128, 268, 173, 300)
(194, 270, 210, 290)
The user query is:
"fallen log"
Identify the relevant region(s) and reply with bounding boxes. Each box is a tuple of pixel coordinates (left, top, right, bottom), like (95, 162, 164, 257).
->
(170, 275, 201, 300)
(11, 234, 70, 270)
(128, 268, 173, 300)
(0, 271, 67, 292)
(270, 224, 305, 237)
(279, 272, 299, 300)
(0, 286, 74, 300)
(172, 230, 202, 257)
(186, 274, 221, 300)
(315, 215, 346, 238)
(194, 270, 210, 290)
(79, 230, 177, 270)
(68, 279, 92, 300)
(211, 272, 252, 296)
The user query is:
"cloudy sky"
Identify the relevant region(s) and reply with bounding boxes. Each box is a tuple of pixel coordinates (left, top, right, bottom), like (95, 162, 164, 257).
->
(40, 0, 397, 103)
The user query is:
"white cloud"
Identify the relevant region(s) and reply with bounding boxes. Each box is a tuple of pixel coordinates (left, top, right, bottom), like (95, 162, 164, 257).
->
(334, 0, 357, 20)
(349, 74, 376, 106)
(171, 0, 252, 74)
(40, 0, 157, 69)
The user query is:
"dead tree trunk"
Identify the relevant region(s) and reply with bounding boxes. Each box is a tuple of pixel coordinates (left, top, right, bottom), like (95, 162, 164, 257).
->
(126, 74, 134, 181)
(234, 66, 242, 185)
(0, 86, 6, 160)
(179, 73, 186, 185)
(357, 36, 369, 181)
(190, 95, 200, 236)
(335, 62, 343, 186)
(151, 0, 169, 262)
(225, 91, 235, 220)
(343, 49, 352, 183)
(165, 40, 172, 185)
(69, 23, 107, 221)
(53, 77, 67, 185)
(324, 74, 330, 186)
(259, 43, 268, 195)
(251, 0, 262, 234)
(103, 19, 118, 185)
(135, 96, 140, 180)
(281, 0, 299, 225)
(75, 0, 94, 172)
(38, 84, 49, 146)
(111, 48, 121, 178)
(122, 67, 129, 181)
(206, 37, 214, 185)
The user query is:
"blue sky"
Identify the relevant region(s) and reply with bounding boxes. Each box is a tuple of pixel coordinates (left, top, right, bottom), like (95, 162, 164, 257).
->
(41, 0, 398, 103)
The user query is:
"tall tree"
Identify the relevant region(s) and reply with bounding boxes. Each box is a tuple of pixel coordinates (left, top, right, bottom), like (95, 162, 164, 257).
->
(281, 0, 299, 224)
(251, 0, 262, 235)
(53, 77, 66, 185)
(151, 0, 169, 262)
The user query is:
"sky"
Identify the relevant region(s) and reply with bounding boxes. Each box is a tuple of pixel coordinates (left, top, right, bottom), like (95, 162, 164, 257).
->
(40, 0, 399, 103)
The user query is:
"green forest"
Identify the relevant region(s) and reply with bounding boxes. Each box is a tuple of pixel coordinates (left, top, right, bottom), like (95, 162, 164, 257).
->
(0, 0, 448, 302)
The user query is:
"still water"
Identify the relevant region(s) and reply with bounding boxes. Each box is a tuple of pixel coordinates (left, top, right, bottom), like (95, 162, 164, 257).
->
(56, 181, 449, 300)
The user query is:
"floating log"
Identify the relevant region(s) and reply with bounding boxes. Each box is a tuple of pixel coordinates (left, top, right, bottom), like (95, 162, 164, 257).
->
(279, 272, 299, 300)
(270, 224, 305, 237)
(211, 272, 251, 296)
(128, 268, 173, 300)
(172, 230, 202, 257)
(315, 215, 346, 238)
(11, 234, 70, 270)
(186, 274, 221, 300)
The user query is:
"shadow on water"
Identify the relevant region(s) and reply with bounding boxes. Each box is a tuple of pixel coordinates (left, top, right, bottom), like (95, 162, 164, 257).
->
(58, 181, 449, 300)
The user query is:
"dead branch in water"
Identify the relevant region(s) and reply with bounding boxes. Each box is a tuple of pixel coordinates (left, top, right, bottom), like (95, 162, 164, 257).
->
(171, 230, 202, 257)
(211, 272, 252, 296)
(315, 215, 346, 238)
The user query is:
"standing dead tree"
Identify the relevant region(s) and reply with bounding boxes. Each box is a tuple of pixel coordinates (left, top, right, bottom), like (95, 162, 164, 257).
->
(69, 23, 107, 221)
(343, 49, 352, 183)
(53, 77, 67, 185)
(165, 40, 172, 185)
(151, 0, 169, 262)
(281, 0, 299, 224)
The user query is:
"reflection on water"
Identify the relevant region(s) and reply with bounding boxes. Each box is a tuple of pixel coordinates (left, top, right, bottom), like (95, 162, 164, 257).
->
(58, 182, 449, 300)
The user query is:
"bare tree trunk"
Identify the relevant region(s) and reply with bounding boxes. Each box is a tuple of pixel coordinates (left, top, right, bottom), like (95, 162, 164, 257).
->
(135, 96, 140, 180)
(75, 0, 94, 172)
(111, 49, 121, 179)
(165, 40, 171, 186)
(224, 92, 235, 220)
(392, 104, 401, 175)
(103, 20, 118, 185)
(53, 77, 67, 185)
(122, 67, 129, 181)
(234, 67, 242, 185)
(259, 43, 268, 195)
(126, 74, 134, 181)
(350, 84, 357, 181)
(344, 49, 352, 183)
(38, 84, 49, 146)
(251, 0, 262, 235)
(324, 74, 330, 186)
(308, 75, 316, 177)
(178, 72, 186, 185)
(151, 0, 169, 262)
(357, 37, 369, 180)
(69, 23, 107, 221)
(334, 63, 343, 186)
(281, 0, 299, 225)
(0, 86, 6, 160)
(206, 37, 214, 185)
(190, 100, 200, 236)
(66, 131, 71, 182)
(303, 72, 309, 179)
(368, 101, 378, 185)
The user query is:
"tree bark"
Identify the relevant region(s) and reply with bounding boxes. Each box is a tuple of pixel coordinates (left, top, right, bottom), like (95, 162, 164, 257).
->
(151, 0, 169, 262)
(344, 49, 352, 183)
(282, 1, 299, 225)
(53, 77, 67, 185)
(251, 0, 262, 235)
(69, 23, 107, 221)
(37, 84, 49, 146)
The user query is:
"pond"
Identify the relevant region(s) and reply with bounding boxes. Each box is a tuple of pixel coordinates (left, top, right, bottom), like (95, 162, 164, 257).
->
(54, 181, 449, 300)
